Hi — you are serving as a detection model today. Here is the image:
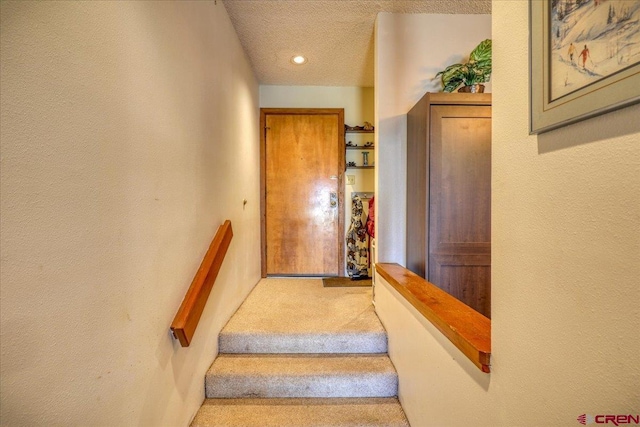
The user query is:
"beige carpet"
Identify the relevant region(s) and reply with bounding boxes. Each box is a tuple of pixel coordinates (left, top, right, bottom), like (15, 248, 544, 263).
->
(323, 276, 372, 287)
(193, 278, 409, 427)
(191, 398, 408, 427)
(219, 278, 385, 354)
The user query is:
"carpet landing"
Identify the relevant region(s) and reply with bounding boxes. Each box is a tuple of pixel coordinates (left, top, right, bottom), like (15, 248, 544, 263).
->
(322, 276, 372, 287)
(191, 278, 409, 427)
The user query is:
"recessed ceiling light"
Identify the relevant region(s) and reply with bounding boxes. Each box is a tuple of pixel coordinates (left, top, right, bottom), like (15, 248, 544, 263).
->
(291, 55, 307, 65)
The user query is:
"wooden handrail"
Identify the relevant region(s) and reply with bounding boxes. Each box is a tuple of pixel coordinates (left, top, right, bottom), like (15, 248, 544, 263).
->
(376, 263, 491, 373)
(171, 220, 233, 347)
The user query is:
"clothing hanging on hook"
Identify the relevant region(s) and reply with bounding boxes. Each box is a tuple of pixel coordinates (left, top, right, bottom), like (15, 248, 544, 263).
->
(366, 196, 375, 238)
(346, 195, 369, 279)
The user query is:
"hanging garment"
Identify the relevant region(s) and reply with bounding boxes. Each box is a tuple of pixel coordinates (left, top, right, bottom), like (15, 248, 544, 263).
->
(366, 196, 375, 238)
(346, 195, 369, 279)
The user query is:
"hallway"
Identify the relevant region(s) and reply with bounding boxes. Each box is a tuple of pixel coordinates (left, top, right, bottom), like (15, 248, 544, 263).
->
(2, 2, 638, 426)
(191, 278, 409, 426)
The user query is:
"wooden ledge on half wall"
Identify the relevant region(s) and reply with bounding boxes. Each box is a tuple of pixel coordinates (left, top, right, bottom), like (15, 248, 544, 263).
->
(375, 262, 491, 373)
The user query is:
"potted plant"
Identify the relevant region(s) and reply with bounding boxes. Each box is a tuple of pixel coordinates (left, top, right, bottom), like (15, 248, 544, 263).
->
(435, 39, 492, 93)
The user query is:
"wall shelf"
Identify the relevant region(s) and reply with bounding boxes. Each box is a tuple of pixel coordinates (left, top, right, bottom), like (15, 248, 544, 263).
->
(345, 124, 375, 172)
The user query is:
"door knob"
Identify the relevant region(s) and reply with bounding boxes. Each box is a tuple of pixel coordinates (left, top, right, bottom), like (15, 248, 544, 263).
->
(330, 192, 338, 208)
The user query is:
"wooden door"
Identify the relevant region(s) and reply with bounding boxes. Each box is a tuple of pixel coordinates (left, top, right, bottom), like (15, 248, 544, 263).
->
(262, 109, 344, 276)
(428, 104, 491, 317)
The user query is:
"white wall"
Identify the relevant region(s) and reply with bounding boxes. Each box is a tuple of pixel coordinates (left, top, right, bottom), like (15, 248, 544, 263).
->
(375, 4, 640, 426)
(0, 2, 261, 426)
(260, 86, 374, 125)
(260, 86, 375, 273)
(374, 13, 492, 264)
(375, 278, 495, 426)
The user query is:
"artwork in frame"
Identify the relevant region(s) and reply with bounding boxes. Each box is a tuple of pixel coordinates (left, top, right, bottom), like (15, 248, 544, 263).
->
(530, 0, 640, 134)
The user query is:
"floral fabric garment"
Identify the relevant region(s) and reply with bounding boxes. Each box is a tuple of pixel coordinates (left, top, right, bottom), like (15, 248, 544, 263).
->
(366, 196, 375, 238)
(346, 195, 369, 278)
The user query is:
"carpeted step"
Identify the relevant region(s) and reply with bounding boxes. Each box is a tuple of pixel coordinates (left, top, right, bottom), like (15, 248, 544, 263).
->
(219, 278, 387, 354)
(219, 329, 387, 354)
(195, 279, 409, 425)
(190, 397, 410, 427)
(205, 354, 398, 398)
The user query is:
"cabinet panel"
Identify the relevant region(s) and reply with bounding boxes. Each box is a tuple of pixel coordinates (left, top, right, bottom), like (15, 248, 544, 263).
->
(406, 93, 492, 318)
(406, 96, 429, 277)
(430, 256, 491, 319)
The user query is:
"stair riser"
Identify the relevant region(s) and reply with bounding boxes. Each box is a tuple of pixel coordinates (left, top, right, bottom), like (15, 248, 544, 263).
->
(191, 398, 410, 427)
(219, 333, 388, 354)
(205, 374, 398, 398)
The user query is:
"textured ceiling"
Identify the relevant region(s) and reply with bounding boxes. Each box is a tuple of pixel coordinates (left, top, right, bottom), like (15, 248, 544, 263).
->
(223, 0, 491, 86)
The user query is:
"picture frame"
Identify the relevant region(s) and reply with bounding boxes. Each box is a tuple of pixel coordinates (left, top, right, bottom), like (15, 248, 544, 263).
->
(530, 0, 640, 134)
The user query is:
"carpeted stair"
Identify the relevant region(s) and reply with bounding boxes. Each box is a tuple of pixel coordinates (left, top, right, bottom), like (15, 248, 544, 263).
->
(191, 278, 409, 427)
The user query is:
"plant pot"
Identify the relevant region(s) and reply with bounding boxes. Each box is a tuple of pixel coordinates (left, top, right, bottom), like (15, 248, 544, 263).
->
(458, 84, 485, 93)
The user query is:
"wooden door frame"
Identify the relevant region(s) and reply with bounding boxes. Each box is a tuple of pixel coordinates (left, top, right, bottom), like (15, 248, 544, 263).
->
(260, 108, 345, 278)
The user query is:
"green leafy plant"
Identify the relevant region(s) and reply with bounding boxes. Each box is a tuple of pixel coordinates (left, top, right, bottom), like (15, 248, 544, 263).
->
(436, 39, 492, 92)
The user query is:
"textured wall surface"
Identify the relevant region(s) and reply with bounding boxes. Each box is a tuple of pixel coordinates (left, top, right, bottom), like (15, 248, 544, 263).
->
(0, 2, 260, 426)
(374, 13, 491, 265)
(224, 0, 491, 86)
(375, 2, 640, 426)
(490, 0, 640, 424)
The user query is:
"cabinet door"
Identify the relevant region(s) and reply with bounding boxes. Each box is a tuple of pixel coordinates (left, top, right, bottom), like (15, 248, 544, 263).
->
(428, 105, 491, 318)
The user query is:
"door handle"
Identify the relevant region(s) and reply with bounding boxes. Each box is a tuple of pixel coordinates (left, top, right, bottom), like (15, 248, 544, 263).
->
(330, 192, 337, 208)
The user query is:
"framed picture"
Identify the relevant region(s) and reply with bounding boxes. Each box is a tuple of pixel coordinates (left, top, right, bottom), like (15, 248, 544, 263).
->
(530, 0, 640, 134)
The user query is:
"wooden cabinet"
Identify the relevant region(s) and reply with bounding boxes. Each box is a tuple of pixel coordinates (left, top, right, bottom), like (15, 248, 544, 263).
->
(406, 93, 492, 318)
